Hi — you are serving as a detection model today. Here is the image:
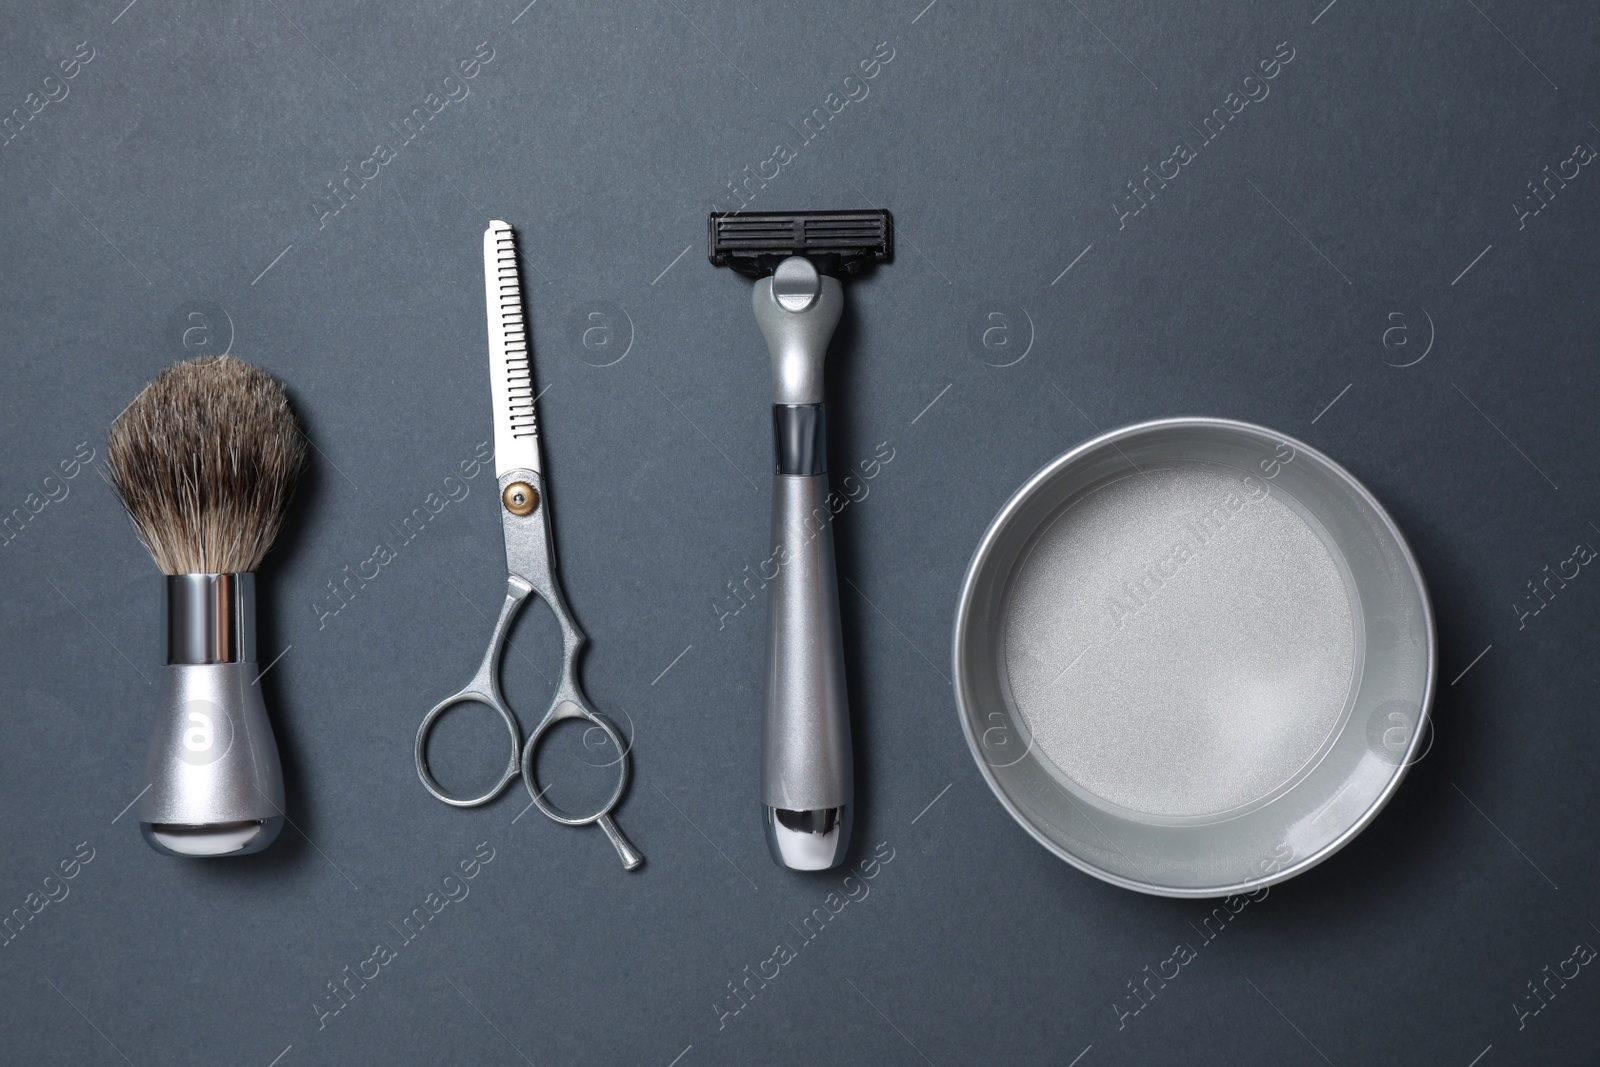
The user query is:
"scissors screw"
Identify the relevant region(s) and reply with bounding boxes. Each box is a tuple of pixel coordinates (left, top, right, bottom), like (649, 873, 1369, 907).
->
(503, 481, 539, 516)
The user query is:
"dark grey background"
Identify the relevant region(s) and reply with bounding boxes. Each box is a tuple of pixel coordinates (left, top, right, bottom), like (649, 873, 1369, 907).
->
(1, 0, 1596, 1063)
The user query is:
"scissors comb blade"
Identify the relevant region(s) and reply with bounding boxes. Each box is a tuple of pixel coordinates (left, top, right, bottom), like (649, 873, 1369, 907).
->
(484, 221, 542, 477)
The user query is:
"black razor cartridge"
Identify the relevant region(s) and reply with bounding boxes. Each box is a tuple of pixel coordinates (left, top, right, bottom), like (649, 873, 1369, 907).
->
(707, 209, 893, 278)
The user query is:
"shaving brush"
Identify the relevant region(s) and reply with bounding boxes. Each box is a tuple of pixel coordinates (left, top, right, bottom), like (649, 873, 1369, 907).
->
(106, 356, 306, 857)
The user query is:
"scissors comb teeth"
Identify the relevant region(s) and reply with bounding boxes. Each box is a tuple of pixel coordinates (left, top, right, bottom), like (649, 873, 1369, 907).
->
(484, 221, 542, 475)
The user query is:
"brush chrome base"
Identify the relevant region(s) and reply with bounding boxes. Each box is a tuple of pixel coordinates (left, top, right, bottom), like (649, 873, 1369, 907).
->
(141, 817, 283, 857)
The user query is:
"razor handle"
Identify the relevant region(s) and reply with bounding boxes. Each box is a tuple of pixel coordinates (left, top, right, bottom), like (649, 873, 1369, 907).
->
(753, 261, 853, 870)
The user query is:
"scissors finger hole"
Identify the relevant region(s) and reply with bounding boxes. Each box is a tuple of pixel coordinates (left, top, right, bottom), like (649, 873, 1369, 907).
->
(522, 716, 628, 825)
(415, 696, 520, 806)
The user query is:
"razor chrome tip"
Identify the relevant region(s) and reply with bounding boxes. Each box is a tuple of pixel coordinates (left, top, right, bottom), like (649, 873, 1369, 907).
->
(765, 805, 852, 871)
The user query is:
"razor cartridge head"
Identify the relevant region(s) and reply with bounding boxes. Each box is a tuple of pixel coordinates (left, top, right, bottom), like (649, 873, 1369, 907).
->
(708, 209, 893, 278)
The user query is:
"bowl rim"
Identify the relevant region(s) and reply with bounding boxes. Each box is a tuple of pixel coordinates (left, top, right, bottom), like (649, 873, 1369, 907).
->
(950, 416, 1438, 898)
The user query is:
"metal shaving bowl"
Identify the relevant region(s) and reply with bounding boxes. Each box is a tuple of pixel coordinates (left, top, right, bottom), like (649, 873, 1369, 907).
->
(953, 418, 1435, 897)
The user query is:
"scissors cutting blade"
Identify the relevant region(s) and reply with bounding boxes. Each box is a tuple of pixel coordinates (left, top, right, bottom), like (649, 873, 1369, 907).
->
(484, 221, 542, 477)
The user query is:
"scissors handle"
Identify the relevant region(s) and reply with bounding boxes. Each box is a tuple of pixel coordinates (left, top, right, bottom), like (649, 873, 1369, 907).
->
(596, 815, 644, 871)
(521, 699, 643, 871)
(414, 579, 531, 807)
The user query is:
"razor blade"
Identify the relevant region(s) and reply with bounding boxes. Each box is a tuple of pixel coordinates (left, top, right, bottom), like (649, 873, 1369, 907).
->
(707, 210, 893, 278)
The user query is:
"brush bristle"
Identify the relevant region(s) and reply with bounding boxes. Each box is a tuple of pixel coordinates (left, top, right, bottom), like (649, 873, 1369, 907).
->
(106, 356, 307, 575)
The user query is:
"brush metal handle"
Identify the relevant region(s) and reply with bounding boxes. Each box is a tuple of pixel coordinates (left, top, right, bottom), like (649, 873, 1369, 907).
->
(753, 261, 853, 870)
(139, 574, 285, 858)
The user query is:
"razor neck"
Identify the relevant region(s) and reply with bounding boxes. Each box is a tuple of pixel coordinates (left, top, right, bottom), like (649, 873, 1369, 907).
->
(752, 258, 843, 406)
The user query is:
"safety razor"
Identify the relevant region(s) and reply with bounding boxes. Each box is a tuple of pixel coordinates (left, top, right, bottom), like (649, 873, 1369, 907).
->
(708, 209, 892, 870)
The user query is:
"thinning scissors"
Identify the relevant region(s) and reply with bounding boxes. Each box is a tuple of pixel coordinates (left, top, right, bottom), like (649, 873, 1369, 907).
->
(415, 220, 642, 871)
